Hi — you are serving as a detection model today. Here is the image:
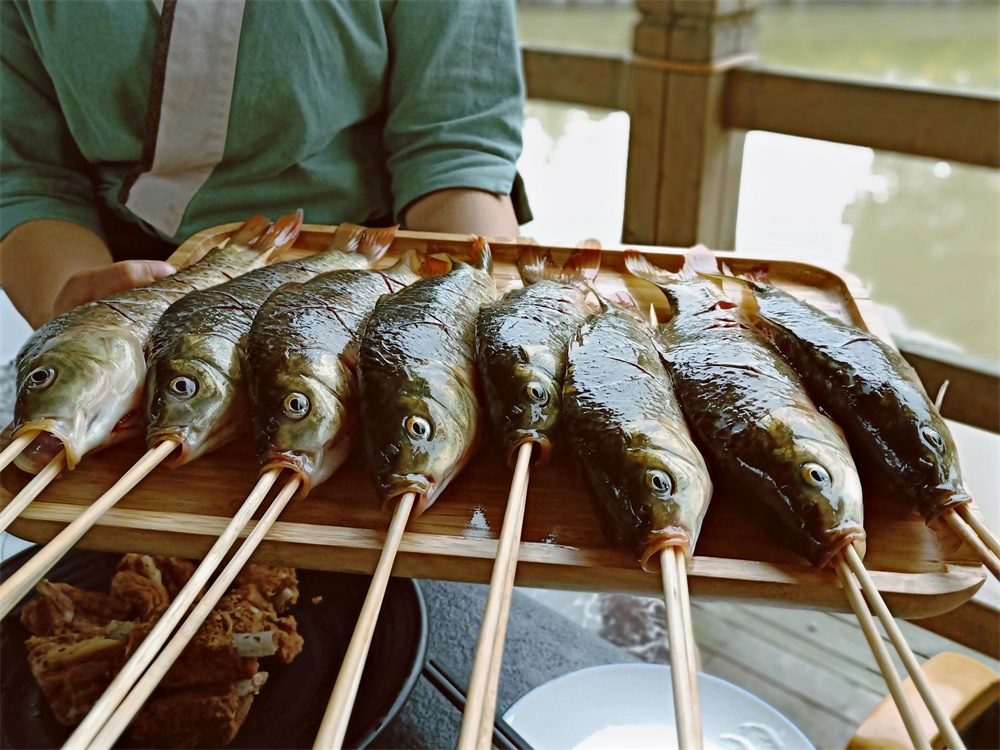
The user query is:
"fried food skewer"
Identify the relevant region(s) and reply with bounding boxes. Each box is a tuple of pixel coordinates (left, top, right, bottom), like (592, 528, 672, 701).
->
(0, 440, 177, 618)
(313, 491, 415, 750)
(459, 441, 532, 749)
(841, 544, 967, 750)
(661, 547, 702, 748)
(0, 450, 65, 534)
(87, 474, 301, 750)
(64, 469, 282, 748)
(835, 553, 931, 750)
(0, 429, 39, 471)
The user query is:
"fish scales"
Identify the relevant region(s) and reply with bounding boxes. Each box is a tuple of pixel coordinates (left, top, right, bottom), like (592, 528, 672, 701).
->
(145, 221, 393, 466)
(12, 216, 281, 472)
(628, 251, 865, 568)
(246, 255, 420, 496)
(475, 247, 597, 467)
(358, 241, 495, 516)
(737, 279, 969, 520)
(562, 304, 712, 568)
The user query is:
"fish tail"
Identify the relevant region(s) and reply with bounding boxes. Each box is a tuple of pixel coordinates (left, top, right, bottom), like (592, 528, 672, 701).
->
(250, 209, 304, 262)
(329, 223, 399, 265)
(624, 251, 681, 286)
(741, 263, 771, 284)
(517, 247, 558, 286)
(681, 245, 720, 279)
(421, 253, 454, 277)
(470, 235, 493, 274)
(227, 215, 271, 247)
(561, 242, 602, 290)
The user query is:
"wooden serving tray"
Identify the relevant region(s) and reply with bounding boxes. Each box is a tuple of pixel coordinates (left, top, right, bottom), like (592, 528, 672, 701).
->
(1, 225, 985, 619)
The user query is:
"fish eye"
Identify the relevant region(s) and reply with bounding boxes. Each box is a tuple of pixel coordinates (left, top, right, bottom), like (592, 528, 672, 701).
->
(921, 426, 945, 450)
(801, 463, 830, 488)
(169, 376, 197, 399)
(645, 469, 673, 496)
(26, 366, 55, 390)
(283, 393, 310, 419)
(525, 382, 549, 405)
(404, 415, 432, 440)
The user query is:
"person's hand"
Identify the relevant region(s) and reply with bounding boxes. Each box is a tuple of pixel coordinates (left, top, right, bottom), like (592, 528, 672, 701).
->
(51, 260, 176, 317)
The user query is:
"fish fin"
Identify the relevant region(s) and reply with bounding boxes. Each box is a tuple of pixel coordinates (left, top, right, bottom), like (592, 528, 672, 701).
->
(328, 223, 398, 265)
(612, 292, 640, 313)
(517, 247, 557, 286)
(228, 215, 271, 248)
(562, 246, 602, 290)
(470, 235, 493, 274)
(682, 245, 720, 280)
(648, 304, 658, 327)
(576, 238, 602, 250)
(741, 263, 771, 284)
(624, 251, 680, 286)
(934, 379, 950, 410)
(391, 249, 423, 274)
(251, 209, 304, 262)
(421, 253, 453, 277)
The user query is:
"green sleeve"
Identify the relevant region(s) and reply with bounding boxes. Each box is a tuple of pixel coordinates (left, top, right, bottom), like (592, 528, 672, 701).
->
(381, 0, 525, 222)
(1, 1, 104, 240)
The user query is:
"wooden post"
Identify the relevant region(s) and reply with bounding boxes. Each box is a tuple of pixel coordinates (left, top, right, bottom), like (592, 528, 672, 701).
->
(623, 0, 758, 249)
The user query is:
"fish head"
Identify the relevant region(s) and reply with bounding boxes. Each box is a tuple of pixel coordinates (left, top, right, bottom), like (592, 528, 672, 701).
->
(906, 411, 970, 518)
(368, 379, 477, 517)
(485, 353, 561, 466)
(14, 330, 145, 470)
(781, 433, 867, 565)
(145, 348, 246, 466)
(251, 348, 355, 497)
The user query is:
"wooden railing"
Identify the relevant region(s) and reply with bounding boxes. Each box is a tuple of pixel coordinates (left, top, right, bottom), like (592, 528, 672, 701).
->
(519, 0, 1000, 433)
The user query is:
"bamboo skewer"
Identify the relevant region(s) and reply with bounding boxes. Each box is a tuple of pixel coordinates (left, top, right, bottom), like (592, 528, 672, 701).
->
(674, 548, 701, 703)
(459, 441, 533, 750)
(65, 469, 282, 749)
(660, 547, 702, 749)
(0, 440, 177, 619)
(954, 503, 1000, 557)
(0, 450, 66, 535)
(835, 553, 930, 750)
(88, 474, 301, 750)
(944, 508, 1000, 579)
(843, 544, 967, 750)
(0, 429, 39, 471)
(313, 491, 416, 750)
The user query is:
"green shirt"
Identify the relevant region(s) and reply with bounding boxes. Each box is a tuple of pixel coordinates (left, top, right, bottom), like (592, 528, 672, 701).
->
(1, 0, 525, 258)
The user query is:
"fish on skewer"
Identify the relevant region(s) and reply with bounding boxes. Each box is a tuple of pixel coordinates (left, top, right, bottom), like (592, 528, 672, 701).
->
(246, 250, 426, 497)
(475, 245, 600, 465)
(562, 293, 713, 569)
(11, 216, 283, 474)
(358, 237, 496, 516)
(145, 221, 397, 467)
(626, 250, 865, 568)
(715, 265, 971, 522)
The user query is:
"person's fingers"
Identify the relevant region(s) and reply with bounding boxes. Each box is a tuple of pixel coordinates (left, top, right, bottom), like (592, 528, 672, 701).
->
(53, 261, 176, 316)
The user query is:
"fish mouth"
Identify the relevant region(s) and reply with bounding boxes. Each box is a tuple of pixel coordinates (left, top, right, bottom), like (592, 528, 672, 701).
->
(639, 526, 691, 573)
(259, 453, 313, 499)
(381, 475, 434, 517)
(147, 429, 191, 468)
(818, 525, 867, 569)
(13, 421, 79, 472)
(508, 434, 552, 468)
(924, 489, 973, 522)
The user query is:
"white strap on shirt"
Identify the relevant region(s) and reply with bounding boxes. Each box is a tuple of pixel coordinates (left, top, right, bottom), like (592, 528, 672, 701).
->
(125, 0, 246, 237)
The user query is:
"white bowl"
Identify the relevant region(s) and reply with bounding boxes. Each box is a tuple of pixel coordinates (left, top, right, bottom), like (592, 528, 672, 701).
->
(502, 663, 813, 749)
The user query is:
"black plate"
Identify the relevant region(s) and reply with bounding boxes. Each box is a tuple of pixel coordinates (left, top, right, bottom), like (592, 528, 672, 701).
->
(0, 548, 427, 749)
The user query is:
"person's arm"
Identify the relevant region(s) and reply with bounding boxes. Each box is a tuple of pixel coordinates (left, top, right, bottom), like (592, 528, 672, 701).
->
(0, 220, 174, 328)
(402, 188, 519, 238)
(382, 0, 525, 236)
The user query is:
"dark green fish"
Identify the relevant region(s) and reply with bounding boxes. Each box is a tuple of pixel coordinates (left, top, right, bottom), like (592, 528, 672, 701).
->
(145, 220, 394, 466)
(12, 215, 280, 473)
(358, 237, 495, 516)
(246, 249, 421, 497)
(562, 296, 712, 570)
(627, 249, 865, 568)
(723, 266, 969, 521)
(475, 245, 599, 465)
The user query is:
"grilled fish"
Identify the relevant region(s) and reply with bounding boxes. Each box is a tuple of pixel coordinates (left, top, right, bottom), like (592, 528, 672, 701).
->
(145, 221, 396, 466)
(246, 250, 422, 497)
(722, 266, 970, 521)
(12, 216, 282, 473)
(475, 245, 599, 466)
(627, 250, 865, 568)
(562, 295, 712, 570)
(358, 237, 495, 516)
